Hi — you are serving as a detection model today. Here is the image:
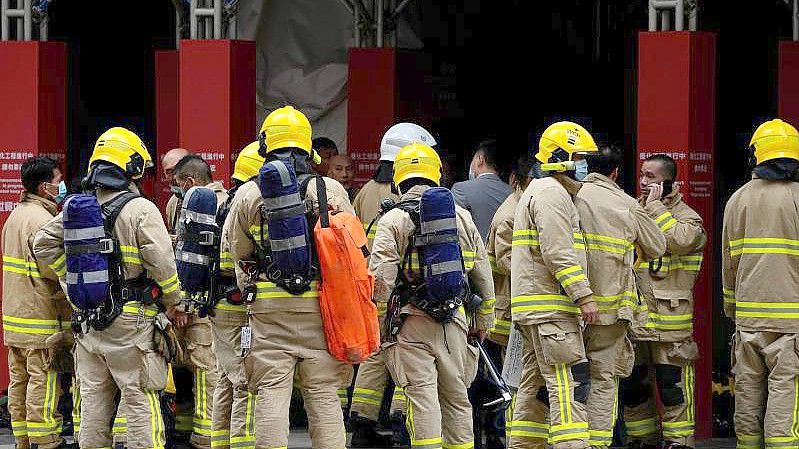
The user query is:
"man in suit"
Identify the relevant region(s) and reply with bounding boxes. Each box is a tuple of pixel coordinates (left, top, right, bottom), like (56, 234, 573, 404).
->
(452, 139, 512, 242)
(451, 139, 511, 449)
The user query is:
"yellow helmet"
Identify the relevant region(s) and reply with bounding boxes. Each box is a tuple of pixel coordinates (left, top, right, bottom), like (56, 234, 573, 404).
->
(750, 118, 799, 164)
(393, 142, 442, 187)
(89, 127, 152, 179)
(259, 105, 320, 163)
(232, 141, 265, 183)
(536, 121, 598, 171)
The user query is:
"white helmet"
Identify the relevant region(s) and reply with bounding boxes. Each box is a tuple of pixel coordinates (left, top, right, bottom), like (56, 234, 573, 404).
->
(380, 123, 436, 162)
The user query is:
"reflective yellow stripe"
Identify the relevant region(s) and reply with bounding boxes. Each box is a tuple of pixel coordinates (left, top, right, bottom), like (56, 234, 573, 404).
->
(220, 251, 234, 270)
(411, 437, 443, 448)
(735, 301, 799, 319)
(738, 434, 765, 449)
(625, 417, 658, 437)
(49, 253, 66, 276)
(655, 211, 678, 232)
(216, 300, 247, 313)
(555, 364, 567, 425)
(549, 422, 589, 443)
(120, 246, 142, 265)
(121, 302, 159, 318)
(555, 265, 587, 288)
(158, 273, 179, 294)
(443, 442, 474, 449)
(511, 294, 579, 314)
(11, 420, 28, 437)
(793, 376, 799, 440)
(582, 233, 634, 255)
(593, 291, 639, 311)
(255, 281, 320, 299)
(490, 319, 512, 336)
(512, 229, 540, 247)
(644, 312, 693, 330)
(730, 237, 799, 257)
(478, 297, 496, 315)
(508, 420, 548, 439)
(3, 315, 62, 335)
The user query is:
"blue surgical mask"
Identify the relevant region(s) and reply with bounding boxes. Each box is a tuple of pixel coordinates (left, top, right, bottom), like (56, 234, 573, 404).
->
(574, 159, 589, 181)
(54, 181, 67, 204)
(170, 185, 184, 199)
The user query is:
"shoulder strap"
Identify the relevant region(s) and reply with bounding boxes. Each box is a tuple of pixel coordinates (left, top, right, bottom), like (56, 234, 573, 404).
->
(101, 192, 140, 235)
(316, 176, 330, 228)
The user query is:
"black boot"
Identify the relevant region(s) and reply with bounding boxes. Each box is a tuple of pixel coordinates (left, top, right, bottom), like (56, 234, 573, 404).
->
(390, 410, 410, 447)
(350, 413, 393, 447)
(628, 440, 660, 449)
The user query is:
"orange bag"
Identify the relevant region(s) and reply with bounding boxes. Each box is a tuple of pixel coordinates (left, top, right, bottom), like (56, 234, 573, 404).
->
(313, 179, 380, 364)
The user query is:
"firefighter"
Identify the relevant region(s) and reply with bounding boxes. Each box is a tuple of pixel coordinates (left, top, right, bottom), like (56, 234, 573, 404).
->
(2, 157, 72, 449)
(722, 118, 799, 449)
(33, 127, 186, 449)
(507, 121, 599, 449)
(170, 154, 229, 448)
(572, 144, 666, 448)
(622, 152, 706, 449)
(211, 141, 264, 449)
(163, 148, 191, 233)
(374, 142, 495, 449)
(227, 106, 354, 449)
(485, 154, 537, 441)
(349, 122, 436, 446)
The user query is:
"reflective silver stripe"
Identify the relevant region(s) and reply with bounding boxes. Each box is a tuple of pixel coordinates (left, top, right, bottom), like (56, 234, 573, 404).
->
(270, 234, 307, 252)
(421, 217, 457, 235)
(62, 196, 76, 221)
(176, 251, 210, 265)
(430, 260, 462, 276)
(269, 160, 293, 187)
(82, 270, 109, 283)
(66, 271, 109, 284)
(263, 192, 301, 210)
(183, 187, 201, 206)
(182, 209, 217, 226)
(64, 226, 105, 241)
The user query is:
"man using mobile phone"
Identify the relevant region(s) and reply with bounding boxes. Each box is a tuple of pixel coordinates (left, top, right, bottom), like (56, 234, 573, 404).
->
(623, 154, 707, 449)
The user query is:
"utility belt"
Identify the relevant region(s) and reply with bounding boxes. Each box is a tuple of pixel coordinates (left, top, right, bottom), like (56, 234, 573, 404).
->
(246, 246, 318, 298)
(72, 274, 162, 333)
(384, 280, 483, 341)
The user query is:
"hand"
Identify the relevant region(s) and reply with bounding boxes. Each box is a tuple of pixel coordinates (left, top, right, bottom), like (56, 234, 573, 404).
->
(470, 329, 487, 343)
(579, 299, 599, 325)
(646, 182, 664, 205)
(166, 306, 189, 328)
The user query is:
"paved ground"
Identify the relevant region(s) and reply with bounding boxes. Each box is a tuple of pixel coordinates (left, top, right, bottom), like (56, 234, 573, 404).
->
(0, 427, 737, 449)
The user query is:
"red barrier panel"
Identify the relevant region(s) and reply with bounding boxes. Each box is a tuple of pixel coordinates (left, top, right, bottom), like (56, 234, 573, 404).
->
(179, 40, 256, 186)
(637, 31, 716, 439)
(347, 48, 432, 187)
(779, 41, 799, 127)
(155, 50, 180, 214)
(0, 42, 68, 389)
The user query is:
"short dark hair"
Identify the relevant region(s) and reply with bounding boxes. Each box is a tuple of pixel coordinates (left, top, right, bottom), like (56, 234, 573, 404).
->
(473, 139, 499, 170)
(174, 155, 213, 185)
(21, 157, 58, 194)
(512, 154, 536, 183)
(313, 137, 338, 153)
(586, 144, 624, 177)
(645, 153, 677, 180)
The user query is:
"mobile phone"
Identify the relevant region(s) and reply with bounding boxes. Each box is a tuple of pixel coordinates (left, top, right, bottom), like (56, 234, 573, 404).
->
(661, 180, 674, 197)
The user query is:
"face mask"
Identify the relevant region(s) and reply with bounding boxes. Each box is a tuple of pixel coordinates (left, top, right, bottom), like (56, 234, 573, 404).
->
(468, 169, 476, 180)
(170, 184, 184, 199)
(574, 159, 589, 181)
(54, 181, 67, 204)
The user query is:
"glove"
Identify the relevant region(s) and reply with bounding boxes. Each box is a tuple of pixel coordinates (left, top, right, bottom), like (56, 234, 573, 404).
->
(44, 330, 75, 373)
(153, 313, 184, 365)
